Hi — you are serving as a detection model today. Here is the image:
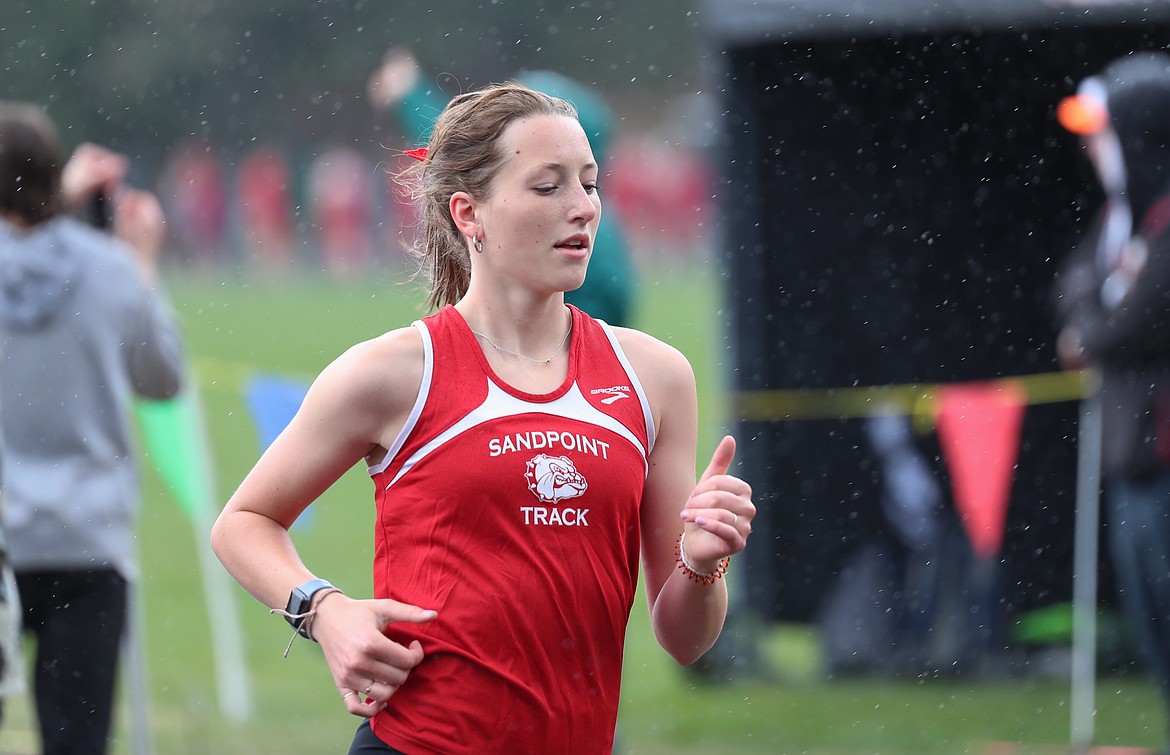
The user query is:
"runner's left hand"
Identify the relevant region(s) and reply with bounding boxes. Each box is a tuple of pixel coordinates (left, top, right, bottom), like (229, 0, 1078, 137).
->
(679, 435, 754, 568)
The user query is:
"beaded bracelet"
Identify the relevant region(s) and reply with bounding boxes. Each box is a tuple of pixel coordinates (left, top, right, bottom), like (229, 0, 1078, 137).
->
(675, 532, 731, 585)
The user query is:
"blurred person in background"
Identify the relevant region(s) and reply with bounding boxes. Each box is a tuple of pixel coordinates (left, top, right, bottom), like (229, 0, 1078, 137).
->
(212, 82, 754, 755)
(367, 46, 635, 327)
(606, 131, 713, 259)
(0, 102, 185, 754)
(1053, 52, 1170, 752)
(157, 138, 227, 269)
(237, 145, 296, 272)
(309, 147, 377, 280)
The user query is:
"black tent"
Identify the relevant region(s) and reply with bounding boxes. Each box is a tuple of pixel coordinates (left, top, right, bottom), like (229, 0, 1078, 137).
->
(704, 0, 1170, 645)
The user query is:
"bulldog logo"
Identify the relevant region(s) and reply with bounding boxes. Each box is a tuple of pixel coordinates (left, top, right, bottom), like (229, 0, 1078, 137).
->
(525, 453, 588, 503)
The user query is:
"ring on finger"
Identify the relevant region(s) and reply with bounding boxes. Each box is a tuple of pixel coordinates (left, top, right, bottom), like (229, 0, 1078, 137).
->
(363, 681, 376, 696)
(732, 512, 739, 526)
(342, 690, 357, 700)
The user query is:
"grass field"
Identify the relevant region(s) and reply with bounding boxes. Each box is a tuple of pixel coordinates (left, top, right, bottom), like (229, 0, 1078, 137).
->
(0, 260, 1164, 754)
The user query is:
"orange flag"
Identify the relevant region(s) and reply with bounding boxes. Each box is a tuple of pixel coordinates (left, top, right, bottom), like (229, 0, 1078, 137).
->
(935, 381, 1026, 560)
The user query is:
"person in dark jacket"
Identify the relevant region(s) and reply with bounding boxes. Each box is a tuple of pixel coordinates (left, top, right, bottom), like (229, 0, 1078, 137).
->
(1053, 52, 1170, 748)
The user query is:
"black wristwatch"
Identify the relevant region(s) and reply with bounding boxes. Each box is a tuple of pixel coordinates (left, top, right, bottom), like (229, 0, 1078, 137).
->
(284, 578, 335, 638)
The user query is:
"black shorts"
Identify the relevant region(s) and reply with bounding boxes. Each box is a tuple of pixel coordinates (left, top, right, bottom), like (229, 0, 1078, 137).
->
(348, 720, 409, 755)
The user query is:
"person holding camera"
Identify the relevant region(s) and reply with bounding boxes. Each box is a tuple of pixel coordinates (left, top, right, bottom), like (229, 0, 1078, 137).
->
(0, 101, 185, 754)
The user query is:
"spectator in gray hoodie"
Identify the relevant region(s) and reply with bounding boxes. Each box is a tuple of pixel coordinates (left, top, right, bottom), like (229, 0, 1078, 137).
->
(0, 101, 184, 755)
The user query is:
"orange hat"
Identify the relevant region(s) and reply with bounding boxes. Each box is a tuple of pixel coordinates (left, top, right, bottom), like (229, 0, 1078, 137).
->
(1057, 93, 1109, 135)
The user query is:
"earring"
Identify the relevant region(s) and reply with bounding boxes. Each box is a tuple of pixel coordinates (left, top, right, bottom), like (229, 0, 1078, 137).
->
(473, 235, 483, 254)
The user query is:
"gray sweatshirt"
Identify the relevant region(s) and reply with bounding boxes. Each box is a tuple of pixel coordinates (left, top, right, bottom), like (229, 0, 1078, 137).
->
(0, 216, 184, 578)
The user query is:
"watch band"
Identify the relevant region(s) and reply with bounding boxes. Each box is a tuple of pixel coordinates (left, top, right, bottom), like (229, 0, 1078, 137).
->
(284, 578, 335, 638)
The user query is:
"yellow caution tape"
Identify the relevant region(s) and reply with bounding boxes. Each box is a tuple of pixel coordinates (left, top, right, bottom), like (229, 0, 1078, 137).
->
(732, 369, 1096, 424)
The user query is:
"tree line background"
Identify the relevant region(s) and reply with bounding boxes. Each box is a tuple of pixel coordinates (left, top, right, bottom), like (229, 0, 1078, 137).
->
(2, 0, 707, 173)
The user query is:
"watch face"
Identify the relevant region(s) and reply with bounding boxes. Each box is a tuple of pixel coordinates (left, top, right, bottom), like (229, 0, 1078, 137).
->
(285, 590, 309, 628)
(285, 580, 333, 637)
(291, 588, 310, 612)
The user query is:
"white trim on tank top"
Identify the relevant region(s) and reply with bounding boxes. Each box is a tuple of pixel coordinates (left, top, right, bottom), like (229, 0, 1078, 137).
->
(379, 378, 649, 491)
(596, 320, 656, 455)
(367, 320, 434, 476)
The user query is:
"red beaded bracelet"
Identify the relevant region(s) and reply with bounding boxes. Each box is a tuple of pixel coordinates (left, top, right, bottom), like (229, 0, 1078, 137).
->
(675, 532, 731, 585)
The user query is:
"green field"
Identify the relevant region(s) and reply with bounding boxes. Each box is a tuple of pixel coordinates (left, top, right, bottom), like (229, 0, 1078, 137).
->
(0, 262, 1164, 754)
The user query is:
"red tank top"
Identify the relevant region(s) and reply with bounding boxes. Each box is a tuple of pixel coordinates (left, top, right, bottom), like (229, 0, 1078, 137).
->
(367, 304, 654, 755)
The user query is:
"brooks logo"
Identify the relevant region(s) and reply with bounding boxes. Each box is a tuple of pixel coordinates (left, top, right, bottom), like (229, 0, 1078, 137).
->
(590, 385, 631, 405)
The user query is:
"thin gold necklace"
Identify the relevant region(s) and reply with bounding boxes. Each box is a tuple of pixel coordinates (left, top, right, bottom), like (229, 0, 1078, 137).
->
(471, 318, 572, 365)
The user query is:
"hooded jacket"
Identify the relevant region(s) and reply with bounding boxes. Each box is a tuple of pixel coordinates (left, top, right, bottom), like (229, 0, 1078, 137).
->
(1054, 52, 1170, 476)
(0, 215, 184, 578)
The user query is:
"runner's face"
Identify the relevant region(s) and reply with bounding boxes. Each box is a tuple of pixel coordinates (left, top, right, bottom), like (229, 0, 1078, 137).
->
(476, 114, 601, 295)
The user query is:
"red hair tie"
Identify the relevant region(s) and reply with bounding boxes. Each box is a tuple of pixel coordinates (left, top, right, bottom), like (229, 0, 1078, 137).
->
(404, 147, 428, 162)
